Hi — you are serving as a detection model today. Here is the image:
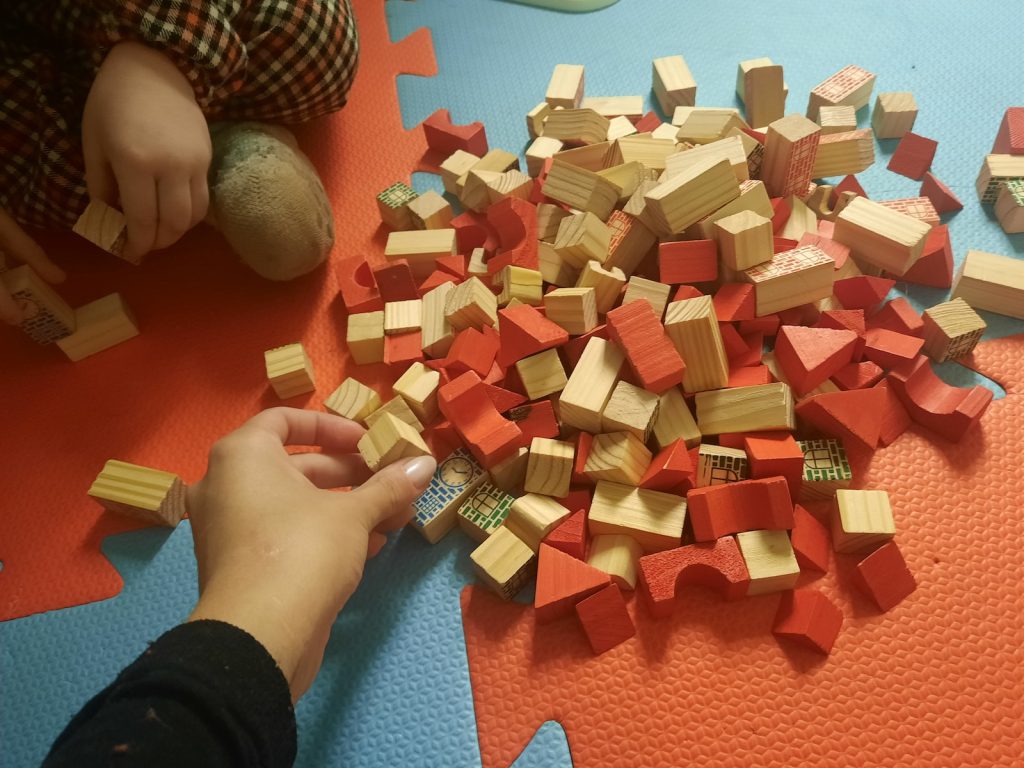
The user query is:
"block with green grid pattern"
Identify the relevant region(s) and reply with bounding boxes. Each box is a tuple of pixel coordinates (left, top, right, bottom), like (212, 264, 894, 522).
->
(797, 438, 852, 501)
(458, 481, 516, 543)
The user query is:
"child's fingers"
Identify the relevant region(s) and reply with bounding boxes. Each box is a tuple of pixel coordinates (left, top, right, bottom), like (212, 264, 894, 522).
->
(154, 176, 193, 250)
(115, 166, 158, 261)
(0, 209, 66, 283)
(348, 455, 436, 531)
(190, 176, 209, 228)
(367, 532, 388, 559)
(83, 155, 118, 209)
(245, 408, 365, 452)
(287, 452, 372, 489)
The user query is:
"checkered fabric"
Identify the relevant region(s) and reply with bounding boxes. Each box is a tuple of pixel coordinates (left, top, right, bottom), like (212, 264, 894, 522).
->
(0, 0, 359, 229)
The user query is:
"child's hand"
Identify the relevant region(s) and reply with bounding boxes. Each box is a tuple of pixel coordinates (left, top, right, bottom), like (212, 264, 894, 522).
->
(82, 42, 212, 263)
(0, 208, 66, 325)
(185, 408, 436, 701)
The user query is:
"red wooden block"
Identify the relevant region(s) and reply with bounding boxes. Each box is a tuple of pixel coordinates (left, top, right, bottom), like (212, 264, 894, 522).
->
(731, 331, 764, 368)
(738, 315, 780, 337)
(544, 509, 587, 561)
(638, 539, 751, 618)
(795, 387, 885, 451)
(740, 125, 766, 144)
(728, 365, 773, 387)
(529, 157, 554, 205)
(575, 583, 636, 654)
(772, 589, 843, 655)
(497, 304, 569, 367)
(776, 303, 821, 328)
(770, 197, 791, 232)
(829, 174, 866, 206)
(873, 379, 912, 447)
(720, 322, 749, 360)
(482, 359, 507, 385)
(887, 131, 938, 180)
(487, 197, 539, 273)
(854, 541, 916, 611)
(425, 419, 462, 459)
(899, 224, 953, 289)
(816, 218, 836, 238)
(773, 236, 799, 254)
(535, 543, 610, 623)
(672, 285, 705, 302)
(450, 211, 496, 254)
(572, 432, 593, 486)
(418, 270, 457, 295)
(991, 106, 1024, 155)
(744, 432, 804, 499)
(606, 300, 686, 393)
(816, 308, 866, 336)
(833, 275, 895, 311)
(558, 488, 592, 514)
(373, 260, 420, 302)
(919, 172, 963, 214)
(634, 111, 661, 132)
(483, 382, 526, 414)
(337, 255, 383, 313)
(422, 108, 488, 157)
(886, 355, 993, 442)
(716, 432, 750, 450)
(831, 361, 884, 390)
(686, 477, 794, 542)
(436, 254, 468, 280)
(659, 240, 718, 284)
(868, 297, 924, 337)
(509, 399, 559, 443)
(383, 331, 424, 366)
(560, 325, 609, 370)
(439, 371, 523, 468)
(713, 283, 756, 322)
(790, 504, 830, 572)
(774, 325, 859, 395)
(798, 232, 850, 269)
(862, 327, 925, 370)
(639, 439, 694, 493)
(445, 326, 500, 376)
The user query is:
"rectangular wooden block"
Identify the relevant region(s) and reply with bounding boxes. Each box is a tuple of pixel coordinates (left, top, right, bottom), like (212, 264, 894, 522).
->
(88, 459, 186, 527)
(543, 159, 620, 220)
(663, 136, 750, 183)
(72, 200, 129, 260)
(458, 481, 516, 543)
(832, 489, 895, 553)
(546, 64, 585, 109)
(761, 114, 820, 198)
(589, 481, 687, 553)
(664, 296, 730, 393)
(742, 244, 835, 316)
(410, 448, 487, 543)
(806, 65, 876, 120)
(420, 281, 456, 359)
(736, 529, 800, 596)
(653, 387, 702, 449)
(696, 444, 749, 487)
(644, 158, 740, 235)
(559, 336, 625, 433)
(951, 249, 1024, 320)
(811, 128, 875, 177)
(384, 229, 458, 279)
(384, 299, 423, 335)
(833, 196, 931, 276)
(346, 310, 385, 364)
(2, 265, 76, 344)
(695, 382, 795, 435)
(652, 55, 697, 116)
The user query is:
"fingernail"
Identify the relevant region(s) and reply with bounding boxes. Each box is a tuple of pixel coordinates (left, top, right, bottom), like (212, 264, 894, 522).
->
(403, 455, 437, 489)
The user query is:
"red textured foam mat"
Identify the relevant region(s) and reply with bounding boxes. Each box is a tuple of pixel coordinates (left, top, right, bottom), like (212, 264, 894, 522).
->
(0, 0, 436, 621)
(462, 335, 1024, 768)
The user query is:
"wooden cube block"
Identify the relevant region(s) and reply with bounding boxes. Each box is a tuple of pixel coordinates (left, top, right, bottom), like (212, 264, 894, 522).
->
(265, 342, 316, 399)
(357, 412, 431, 472)
(742, 244, 835, 316)
(384, 229, 458, 279)
(470, 526, 537, 599)
(644, 158, 740, 236)
(458, 481, 516, 543)
(407, 189, 453, 230)
(383, 299, 423, 335)
(515, 348, 567, 400)
(664, 296, 730, 393)
(410, 448, 487, 543)
(544, 287, 598, 335)
(995, 179, 1024, 234)
(376, 181, 418, 230)
(832, 489, 895, 553)
(486, 169, 534, 204)
(616, 135, 678, 172)
(87, 459, 186, 527)
(696, 444, 749, 487)
(456, 149, 520, 198)
(714, 210, 773, 271)
(806, 65, 876, 121)
(621, 276, 671, 319)
(575, 583, 636, 655)
(495, 266, 542, 308)
(1, 265, 76, 345)
(797, 438, 852, 501)
(772, 588, 843, 655)
(601, 381, 660, 441)
(526, 136, 564, 178)
(888, 131, 938, 180)
(588, 481, 687, 553)
(543, 159, 620, 219)
(554, 212, 611, 268)
(576, 260, 626, 315)
(72, 199, 129, 260)
(524, 437, 575, 497)
(871, 92, 917, 139)
(546, 64, 585, 109)
(444, 276, 498, 330)
(346, 310, 385, 365)
(922, 298, 987, 362)
(364, 396, 424, 433)
(323, 377, 382, 424)
(505, 493, 572, 552)
(439, 151, 480, 195)
(584, 431, 653, 486)
(736, 57, 788, 104)
(736, 529, 800, 596)
(652, 55, 697, 116)
(951, 249, 1024, 320)
(853, 540, 916, 611)
(695, 382, 794, 435)
(818, 105, 857, 135)
(652, 387, 702, 449)
(559, 336, 626, 433)
(587, 534, 644, 590)
(392, 361, 441, 422)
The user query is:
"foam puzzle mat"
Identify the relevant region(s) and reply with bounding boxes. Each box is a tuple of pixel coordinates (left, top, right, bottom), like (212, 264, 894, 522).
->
(2, 0, 1023, 766)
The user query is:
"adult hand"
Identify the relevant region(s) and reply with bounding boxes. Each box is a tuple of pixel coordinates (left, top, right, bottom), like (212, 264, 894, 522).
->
(186, 408, 436, 702)
(0, 208, 66, 325)
(82, 41, 212, 263)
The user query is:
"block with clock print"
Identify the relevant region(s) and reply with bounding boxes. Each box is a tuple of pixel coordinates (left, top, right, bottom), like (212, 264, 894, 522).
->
(411, 448, 488, 543)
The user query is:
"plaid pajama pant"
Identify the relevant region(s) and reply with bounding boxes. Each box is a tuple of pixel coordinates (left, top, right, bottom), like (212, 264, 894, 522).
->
(0, 0, 359, 230)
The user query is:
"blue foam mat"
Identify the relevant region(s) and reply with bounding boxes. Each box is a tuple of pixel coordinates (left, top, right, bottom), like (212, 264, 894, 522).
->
(4, 1, 1024, 766)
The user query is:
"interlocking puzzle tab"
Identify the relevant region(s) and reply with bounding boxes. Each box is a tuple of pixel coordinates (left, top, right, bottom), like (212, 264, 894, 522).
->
(411, 448, 486, 544)
(87, 459, 187, 527)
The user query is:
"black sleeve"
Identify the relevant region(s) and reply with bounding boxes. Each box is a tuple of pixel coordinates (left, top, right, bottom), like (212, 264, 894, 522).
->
(43, 620, 297, 768)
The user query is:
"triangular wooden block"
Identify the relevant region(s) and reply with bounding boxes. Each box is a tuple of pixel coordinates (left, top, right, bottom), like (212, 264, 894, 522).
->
(775, 325, 859, 395)
(534, 543, 611, 623)
(815, 309, 866, 335)
(833, 275, 895, 310)
(543, 509, 588, 561)
(899, 225, 953, 289)
(919, 172, 963, 214)
(496, 304, 568, 367)
(795, 387, 885, 451)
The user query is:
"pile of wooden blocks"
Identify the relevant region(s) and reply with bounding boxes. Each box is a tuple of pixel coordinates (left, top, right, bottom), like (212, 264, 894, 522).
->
(979, 107, 1024, 235)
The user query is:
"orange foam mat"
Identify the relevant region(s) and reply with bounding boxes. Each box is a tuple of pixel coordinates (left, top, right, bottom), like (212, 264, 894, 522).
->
(0, 0, 436, 621)
(462, 335, 1024, 768)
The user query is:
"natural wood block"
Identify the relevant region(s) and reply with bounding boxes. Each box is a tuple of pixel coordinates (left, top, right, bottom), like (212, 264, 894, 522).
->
(589, 481, 687, 553)
(544, 286, 598, 335)
(696, 444, 749, 487)
(818, 105, 857, 135)
(439, 151, 480, 195)
(324, 377, 382, 424)
(743, 63, 785, 128)
(496, 266, 543, 307)
(486, 169, 534, 205)
(515, 348, 567, 400)
(445, 276, 498, 330)
(601, 381, 660, 442)
(644, 157, 740, 235)
(537, 242, 579, 288)
(470, 526, 537, 600)
(458, 481, 516, 543)
(663, 136, 749, 183)
(421, 281, 456, 359)
(346, 310, 385, 365)
(994, 179, 1024, 234)
(853, 541, 917, 611)
(652, 55, 697, 116)
(686, 178, 773, 240)
(407, 189, 454, 231)
(606, 115, 639, 141)
(2, 265, 76, 344)
(410, 448, 487, 543)
(812, 128, 875, 177)
(664, 296, 730, 393)
(489, 446, 529, 495)
(621, 276, 671, 319)
(375, 181, 419, 230)
(542, 108, 611, 146)
(384, 228, 458, 279)
(365, 396, 424, 433)
(537, 203, 572, 242)
(806, 65, 876, 121)
(575, 260, 626, 314)
(357, 411, 431, 473)
(652, 386, 701, 449)
(554, 211, 611, 268)
(714, 210, 773, 271)
(556, 140, 614, 171)
(456, 149, 520, 201)
(736, 57, 788, 104)
(833, 196, 930, 276)
(467, 247, 488, 278)
(921, 298, 986, 362)
(524, 437, 575, 498)
(582, 95, 644, 119)
(383, 299, 423, 336)
(546, 64, 585, 109)
(674, 109, 746, 145)
(695, 382, 795, 435)
(87, 459, 186, 527)
(832, 489, 895, 554)
(797, 438, 852, 502)
(526, 101, 552, 139)
(587, 534, 644, 590)
(575, 583, 636, 655)
(559, 337, 625, 433)
(615, 135, 679, 171)
(392, 361, 441, 422)
(761, 113, 820, 198)
(584, 431, 653, 486)
(265, 342, 316, 399)
(506, 493, 572, 552)
(871, 92, 917, 139)
(543, 159, 620, 220)
(736, 529, 800, 596)
(773, 588, 843, 655)
(605, 210, 657, 276)
(742, 244, 836, 316)
(526, 136, 564, 177)
(72, 200, 129, 260)
(951, 249, 1024, 320)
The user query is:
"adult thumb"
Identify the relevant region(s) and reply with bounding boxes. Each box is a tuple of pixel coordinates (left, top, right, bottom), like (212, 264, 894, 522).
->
(351, 455, 437, 531)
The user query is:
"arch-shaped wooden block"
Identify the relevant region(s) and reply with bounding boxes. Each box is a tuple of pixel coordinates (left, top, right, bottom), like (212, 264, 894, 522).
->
(886, 355, 993, 442)
(486, 197, 539, 274)
(638, 538, 751, 618)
